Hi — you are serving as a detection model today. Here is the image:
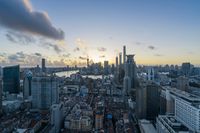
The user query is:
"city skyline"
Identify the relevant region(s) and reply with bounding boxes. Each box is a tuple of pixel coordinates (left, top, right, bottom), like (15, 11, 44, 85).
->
(0, 0, 200, 67)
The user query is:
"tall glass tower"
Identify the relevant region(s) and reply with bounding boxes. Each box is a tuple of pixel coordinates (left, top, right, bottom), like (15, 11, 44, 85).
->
(3, 65, 20, 93)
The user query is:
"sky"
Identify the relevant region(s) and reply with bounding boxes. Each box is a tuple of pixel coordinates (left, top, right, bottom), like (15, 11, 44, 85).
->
(0, 0, 200, 67)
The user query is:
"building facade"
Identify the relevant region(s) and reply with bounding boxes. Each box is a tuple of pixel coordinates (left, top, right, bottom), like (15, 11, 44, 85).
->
(3, 65, 20, 94)
(31, 76, 59, 109)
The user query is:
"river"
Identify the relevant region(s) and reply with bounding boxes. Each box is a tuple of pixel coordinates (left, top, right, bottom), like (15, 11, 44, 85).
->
(55, 70, 113, 79)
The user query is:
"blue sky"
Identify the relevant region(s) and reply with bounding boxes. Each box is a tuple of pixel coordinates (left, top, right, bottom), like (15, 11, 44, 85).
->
(0, 0, 200, 66)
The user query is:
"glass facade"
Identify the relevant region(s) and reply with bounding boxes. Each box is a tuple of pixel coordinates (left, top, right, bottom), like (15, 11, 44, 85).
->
(3, 65, 20, 93)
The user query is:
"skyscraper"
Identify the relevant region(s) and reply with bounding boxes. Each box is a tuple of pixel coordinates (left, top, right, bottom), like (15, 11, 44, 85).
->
(123, 45, 126, 65)
(146, 82, 161, 121)
(23, 71, 33, 99)
(3, 65, 20, 94)
(119, 52, 122, 66)
(0, 77, 2, 115)
(123, 55, 136, 94)
(115, 56, 118, 68)
(104, 61, 109, 75)
(31, 75, 59, 109)
(42, 58, 46, 73)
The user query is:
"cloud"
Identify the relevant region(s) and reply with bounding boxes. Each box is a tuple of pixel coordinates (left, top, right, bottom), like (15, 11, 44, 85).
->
(135, 42, 143, 45)
(97, 47, 106, 52)
(6, 30, 36, 44)
(73, 47, 80, 52)
(154, 54, 163, 57)
(35, 52, 42, 56)
(148, 45, 156, 50)
(1, 51, 42, 66)
(62, 53, 71, 58)
(0, 0, 64, 40)
(99, 55, 105, 58)
(75, 38, 87, 50)
(79, 56, 87, 60)
(42, 42, 63, 53)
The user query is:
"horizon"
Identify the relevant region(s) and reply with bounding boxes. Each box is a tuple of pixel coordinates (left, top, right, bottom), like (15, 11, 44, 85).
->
(0, 0, 200, 67)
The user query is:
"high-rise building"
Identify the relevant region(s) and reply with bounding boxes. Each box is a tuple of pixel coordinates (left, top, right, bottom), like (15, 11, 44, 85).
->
(51, 104, 63, 133)
(136, 81, 147, 119)
(181, 62, 191, 76)
(23, 71, 33, 99)
(42, 58, 46, 73)
(87, 57, 89, 67)
(115, 56, 118, 68)
(123, 55, 136, 95)
(3, 65, 20, 94)
(104, 61, 109, 75)
(176, 76, 189, 92)
(175, 94, 200, 132)
(146, 82, 161, 121)
(119, 52, 122, 66)
(147, 67, 155, 81)
(123, 45, 126, 65)
(31, 75, 59, 109)
(0, 77, 2, 115)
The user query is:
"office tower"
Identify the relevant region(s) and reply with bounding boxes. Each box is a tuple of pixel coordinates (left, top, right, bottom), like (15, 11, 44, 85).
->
(181, 62, 191, 76)
(160, 88, 175, 115)
(123, 75, 131, 95)
(119, 52, 122, 66)
(0, 77, 2, 115)
(104, 61, 109, 75)
(31, 75, 59, 109)
(176, 76, 189, 92)
(3, 65, 20, 94)
(115, 56, 118, 68)
(123, 45, 126, 65)
(42, 58, 46, 73)
(175, 94, 200, 132)
(123, 54, 136, 96)
(23, 71, 32, 99)
(146, 82, 161, 121)
(0, 66, 2, 77)
(87, 57, 89, 67)
(147, 67, 154, 81)
(126, 55, 136, 88)
(51, 104, 63, 133)
(136, 82, 147, 119)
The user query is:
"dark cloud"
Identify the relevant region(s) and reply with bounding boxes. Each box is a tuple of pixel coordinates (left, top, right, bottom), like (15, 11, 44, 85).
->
(99, 55, 105, 58)
(6, 30, 35, 44)
(0, 0, 64, 40)
(148, 45, 156, 50)
(42, 42, 63, 53)
(35, 53, 42, 56)
(8, 52, 26, 63)
(79, 56, 87, 60)
(97, 47, 106, 52)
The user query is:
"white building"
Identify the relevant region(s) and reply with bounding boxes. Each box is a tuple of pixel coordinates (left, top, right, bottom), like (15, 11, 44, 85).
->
(31, 76, 59, 109)
(175, 96, 200, 132)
